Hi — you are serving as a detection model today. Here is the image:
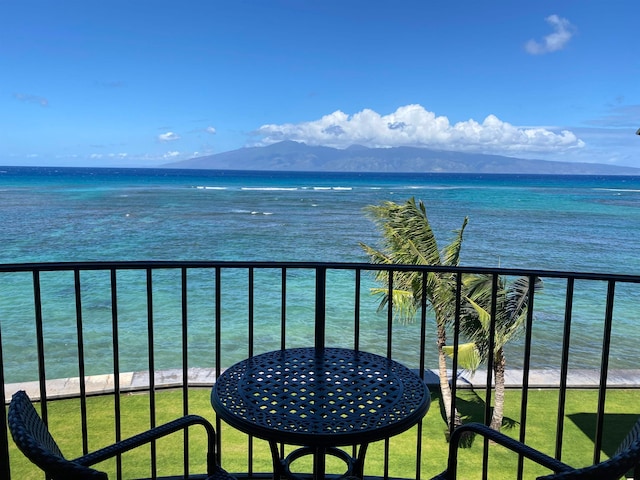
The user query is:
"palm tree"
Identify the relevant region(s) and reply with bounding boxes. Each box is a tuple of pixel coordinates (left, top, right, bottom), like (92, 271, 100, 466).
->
(453, 274, 543, 431)
(360, 197, 468, 431)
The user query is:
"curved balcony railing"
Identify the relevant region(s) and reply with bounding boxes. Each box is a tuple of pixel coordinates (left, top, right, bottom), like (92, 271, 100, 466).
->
(2, 260, 640, 479)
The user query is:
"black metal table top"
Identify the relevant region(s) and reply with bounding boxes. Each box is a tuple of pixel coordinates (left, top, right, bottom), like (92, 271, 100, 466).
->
(211, 347, 430, 447)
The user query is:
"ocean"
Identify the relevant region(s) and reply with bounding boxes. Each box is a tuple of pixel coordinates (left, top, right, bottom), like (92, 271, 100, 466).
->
(1, 166, 640, 382)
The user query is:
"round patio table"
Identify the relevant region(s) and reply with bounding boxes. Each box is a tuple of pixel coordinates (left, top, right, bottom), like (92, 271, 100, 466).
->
(211, 347, 430, 480)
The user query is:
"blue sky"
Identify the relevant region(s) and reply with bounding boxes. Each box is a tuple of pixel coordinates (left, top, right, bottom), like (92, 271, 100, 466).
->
(2, 1, 639, 168)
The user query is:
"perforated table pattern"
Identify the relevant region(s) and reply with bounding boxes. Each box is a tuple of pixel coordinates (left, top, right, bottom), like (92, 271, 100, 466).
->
(211, 347, 430, 479)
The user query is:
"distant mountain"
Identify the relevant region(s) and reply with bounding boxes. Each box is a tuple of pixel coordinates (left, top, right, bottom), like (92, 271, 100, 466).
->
(163, 140, 640, 175)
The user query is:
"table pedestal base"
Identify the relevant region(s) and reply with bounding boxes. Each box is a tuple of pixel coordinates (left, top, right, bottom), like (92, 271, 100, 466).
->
(270, 442, 369, 480)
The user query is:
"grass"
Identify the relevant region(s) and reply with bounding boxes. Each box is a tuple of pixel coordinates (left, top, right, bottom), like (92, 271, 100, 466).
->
(7, 387, 640, 479)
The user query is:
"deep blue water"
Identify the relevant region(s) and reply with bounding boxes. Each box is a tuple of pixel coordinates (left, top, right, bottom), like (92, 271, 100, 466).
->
(1, 166, 640, 382)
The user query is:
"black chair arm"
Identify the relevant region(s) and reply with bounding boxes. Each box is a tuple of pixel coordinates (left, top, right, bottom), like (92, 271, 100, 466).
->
(72, 414, 218, 475)
(446, 423, 572, 477)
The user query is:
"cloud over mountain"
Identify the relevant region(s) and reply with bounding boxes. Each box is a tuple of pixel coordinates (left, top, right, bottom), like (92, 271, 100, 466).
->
(255, 104, 584, 156)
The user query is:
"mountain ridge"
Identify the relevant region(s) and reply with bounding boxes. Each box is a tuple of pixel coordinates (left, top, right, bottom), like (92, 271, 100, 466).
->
(163, 141, 640, 175)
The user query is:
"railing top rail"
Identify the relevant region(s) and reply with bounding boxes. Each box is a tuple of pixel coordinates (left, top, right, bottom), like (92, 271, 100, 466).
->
(0, 260, 639, 284)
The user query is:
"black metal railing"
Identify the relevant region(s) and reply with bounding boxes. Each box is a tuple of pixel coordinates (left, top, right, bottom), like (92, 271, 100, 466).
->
(1, 260, 640, 479)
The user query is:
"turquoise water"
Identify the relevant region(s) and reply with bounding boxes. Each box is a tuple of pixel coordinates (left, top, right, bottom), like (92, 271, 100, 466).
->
(1, 167, 640, 382)
(3, 167, 640, 270)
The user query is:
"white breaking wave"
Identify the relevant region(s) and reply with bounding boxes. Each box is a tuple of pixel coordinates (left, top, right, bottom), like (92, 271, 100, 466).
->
(241, 187, 298, 191)
(595, 188, 640, 193)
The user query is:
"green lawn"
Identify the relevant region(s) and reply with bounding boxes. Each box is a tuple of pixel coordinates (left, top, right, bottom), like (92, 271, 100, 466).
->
(7, 387, 640, 479)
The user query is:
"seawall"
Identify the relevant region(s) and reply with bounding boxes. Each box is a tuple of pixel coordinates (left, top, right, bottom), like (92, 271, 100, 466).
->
(6, 368, 640, 402)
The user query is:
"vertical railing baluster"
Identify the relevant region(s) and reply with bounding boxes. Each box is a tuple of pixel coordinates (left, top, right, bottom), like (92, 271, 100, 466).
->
(33, 271, 48, 421)
(248, 267, 255, 477)
(73, 269, 89, 455)
(181, 267, 189, 477)
(555, 277, 575, 461)
(146, 268, 157, 479)
(350, 268, 362, 463)
(383, 269, 394, 479)
(0, 310, 10, 480)
(481, 273, 499, 480)
(594, 280, 616, 464)
(214, 266, 222, 461)
(516, 274, 537, 480)
(278, 266, 291, 462)
(386, 269, 394, 358)
(354, 268, 361, 352)
(215, 267, 222, 372)
(314, 267, 326, 350)
(248, 268, 255, 358)
(449, 272, 463, 441)
(282, 268, 288, 350)
(181, 267, 189, 403)
(110, 268, 123, 480)
(345, 267, 370, 469)
(419, 270, 429, 376)
(415, 269, 430, 480)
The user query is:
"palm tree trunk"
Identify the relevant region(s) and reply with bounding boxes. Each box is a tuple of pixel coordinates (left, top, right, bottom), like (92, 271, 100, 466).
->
(437, 322, 461, 433)
(490, 348, 506, 431)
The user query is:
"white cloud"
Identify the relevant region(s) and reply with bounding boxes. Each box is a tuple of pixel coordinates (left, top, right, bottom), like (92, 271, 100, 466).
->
(158, 131, 180, 142)
(163, 151, 181, 158)
(255, 104, 584, 155)
(13, 92, 49, 107)
(525, 15, 575, 55)
(205, 126, 217, 134)
(89, 153, 128, 159)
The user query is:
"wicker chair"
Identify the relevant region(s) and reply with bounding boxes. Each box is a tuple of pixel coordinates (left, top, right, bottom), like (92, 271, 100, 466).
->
(8, 390, 236, 480)
(431, 421, 640, 480)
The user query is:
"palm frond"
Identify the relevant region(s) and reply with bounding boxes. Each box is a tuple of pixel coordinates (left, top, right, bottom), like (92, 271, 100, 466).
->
(441, 216, 469, 267)
(461, 274, 545, 359)
(369, 287, 417, 323)
(466, 297, 492, 332)
(360, 197, 468, 326)
(506, 276, 543, 318)
(358, 242, 393, 265)
(442, 342, 482, 372)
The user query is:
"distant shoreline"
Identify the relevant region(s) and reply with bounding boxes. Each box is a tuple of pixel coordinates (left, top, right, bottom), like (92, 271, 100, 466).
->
(3, 164, 640, 176)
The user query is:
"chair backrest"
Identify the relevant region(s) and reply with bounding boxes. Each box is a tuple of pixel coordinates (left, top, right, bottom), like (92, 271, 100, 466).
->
(8, 390, 107, 480)
(540, 418, 640, 480)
